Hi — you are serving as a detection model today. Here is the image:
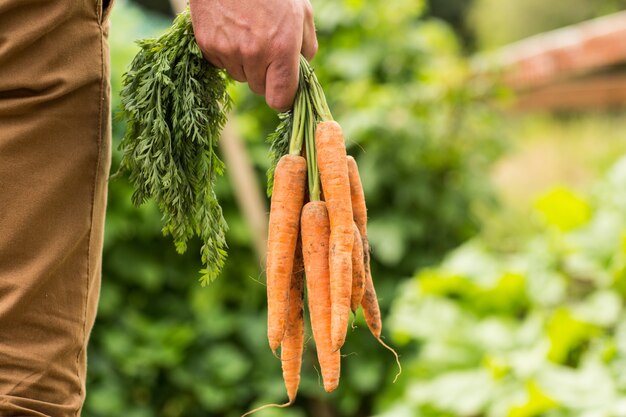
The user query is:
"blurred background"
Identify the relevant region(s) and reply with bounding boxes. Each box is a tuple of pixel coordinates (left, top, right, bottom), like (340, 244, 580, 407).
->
(90, 0, 626, 416)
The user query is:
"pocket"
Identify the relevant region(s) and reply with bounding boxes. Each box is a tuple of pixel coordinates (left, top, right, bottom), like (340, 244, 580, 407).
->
(100, 0, 115, 23)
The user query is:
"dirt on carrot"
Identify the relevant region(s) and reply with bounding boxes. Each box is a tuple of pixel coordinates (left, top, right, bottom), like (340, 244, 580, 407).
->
(348, 155, 402, 381)
(347, 155, 371, 282)
(315, 121, 353, 352)
(350, 223, 366, 313)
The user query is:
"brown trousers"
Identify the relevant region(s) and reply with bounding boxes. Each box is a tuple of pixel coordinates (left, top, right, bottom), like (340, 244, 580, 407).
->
(0, 0, 112, 415)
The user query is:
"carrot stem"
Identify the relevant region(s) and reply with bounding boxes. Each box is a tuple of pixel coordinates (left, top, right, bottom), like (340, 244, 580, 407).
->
(299, 56, 332, 121)
(289, 90, 306, 156)
(304, 97, 320, 201)
(289, 56, 333, 200)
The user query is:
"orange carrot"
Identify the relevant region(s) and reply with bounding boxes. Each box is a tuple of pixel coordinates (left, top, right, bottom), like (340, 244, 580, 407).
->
(347, 156, 379, 331)
(350, 222, 366, 313)
(347, 156, 368, 246)
(281, 239, 305, 403)
(301, 201, 340, 392)
(242, 240, 305, 417)
(347, 155, 402, 382)
(361, 274, 382, 337)
(347, 155, 371, 291)
(315, 121, 353, 351)
(266, 154, 307, 353)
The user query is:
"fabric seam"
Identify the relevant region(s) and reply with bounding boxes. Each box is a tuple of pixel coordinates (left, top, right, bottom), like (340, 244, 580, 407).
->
(73, 12, 106, 417)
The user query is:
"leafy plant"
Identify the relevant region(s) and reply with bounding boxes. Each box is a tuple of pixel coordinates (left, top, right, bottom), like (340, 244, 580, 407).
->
(381, 157, 626, 417)
(116, 9, 231, 285)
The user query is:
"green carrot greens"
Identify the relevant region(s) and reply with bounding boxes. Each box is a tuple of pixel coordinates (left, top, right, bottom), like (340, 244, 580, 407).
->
(116, 9, 231, 285)
(116, 8, 331, 284)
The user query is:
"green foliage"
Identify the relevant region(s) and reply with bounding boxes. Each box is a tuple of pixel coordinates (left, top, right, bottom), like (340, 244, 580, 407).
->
(266, 111, 292, 196)
(382, 157, 626, 417)
(85, 0, 504, 416)
(116, 9, 231, 285)
(534, 187, 592, 233)
(424, 0, 476, 48)
(468, 0, 626, 49)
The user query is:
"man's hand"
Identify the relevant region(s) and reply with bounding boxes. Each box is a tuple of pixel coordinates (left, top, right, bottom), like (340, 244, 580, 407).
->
(190, 0, 317, 112)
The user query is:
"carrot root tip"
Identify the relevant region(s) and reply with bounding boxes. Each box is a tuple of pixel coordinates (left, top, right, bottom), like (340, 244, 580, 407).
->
(241, 401, 291, 417)
(350, 313, 358, 330)
(271, 347, 280, 359)
(376, 337, 402, 383)
(324, 382, 339, 393)
(332, 338, 345, 353)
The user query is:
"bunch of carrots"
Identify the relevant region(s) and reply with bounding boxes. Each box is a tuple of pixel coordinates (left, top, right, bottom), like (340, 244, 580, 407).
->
(118, 15, 397, 414)
(245, 58, 400, 416)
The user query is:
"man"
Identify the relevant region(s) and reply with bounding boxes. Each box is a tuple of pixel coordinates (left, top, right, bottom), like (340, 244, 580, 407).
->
(0, 0, 317, 415)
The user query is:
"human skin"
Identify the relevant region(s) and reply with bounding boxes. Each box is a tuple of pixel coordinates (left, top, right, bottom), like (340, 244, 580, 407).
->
(190, 0, 318, 111)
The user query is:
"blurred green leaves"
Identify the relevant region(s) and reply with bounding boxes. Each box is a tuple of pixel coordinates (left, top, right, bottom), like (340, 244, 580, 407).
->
(468, 0, 626, 49)
(384, 156, 626, 417)
(534, 187, 591, 232)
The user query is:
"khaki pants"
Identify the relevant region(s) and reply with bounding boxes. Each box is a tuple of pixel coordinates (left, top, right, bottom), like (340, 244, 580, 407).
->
(0, 0, 112, 415)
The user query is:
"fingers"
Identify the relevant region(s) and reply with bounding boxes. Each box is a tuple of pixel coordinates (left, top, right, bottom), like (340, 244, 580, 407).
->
(243, 65, 267, 96)
(242, 45, 268, 95)
(301, 1, 318, 61)
(190, 0, 315, 111)
(264, 1, 316, 109)
(223, 61, 246, 83)
(194, 35, 247, 82)
(203, 53, 226, 70)
(265, 52, 300, 112)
